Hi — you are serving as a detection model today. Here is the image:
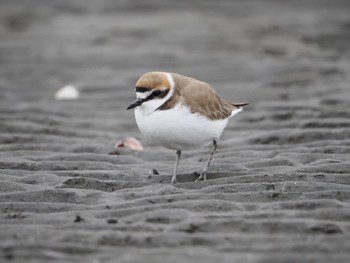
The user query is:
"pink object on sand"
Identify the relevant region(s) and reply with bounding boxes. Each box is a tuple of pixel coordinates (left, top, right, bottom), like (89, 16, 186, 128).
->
(115, 137, 144, 152)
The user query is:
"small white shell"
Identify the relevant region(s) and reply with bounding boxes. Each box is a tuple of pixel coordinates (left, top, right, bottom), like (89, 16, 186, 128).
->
(55, 85, 79, 100)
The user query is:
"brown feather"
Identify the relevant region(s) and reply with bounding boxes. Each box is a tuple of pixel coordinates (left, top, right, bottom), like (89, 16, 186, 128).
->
(159, 73, 247, 120)
(135, 72, 171, 91)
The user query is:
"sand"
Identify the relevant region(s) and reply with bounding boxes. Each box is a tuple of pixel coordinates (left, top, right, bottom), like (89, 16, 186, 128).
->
(1, 0, 350, 262)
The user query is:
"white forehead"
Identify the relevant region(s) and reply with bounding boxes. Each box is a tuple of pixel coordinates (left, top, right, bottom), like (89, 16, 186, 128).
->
(135, 86, 170, 99)
(136, 91, 151, 99)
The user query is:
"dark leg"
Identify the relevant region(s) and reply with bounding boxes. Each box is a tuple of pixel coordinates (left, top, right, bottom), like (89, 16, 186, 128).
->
(196, 139, 218, 181)
(171, 150, 181, 184)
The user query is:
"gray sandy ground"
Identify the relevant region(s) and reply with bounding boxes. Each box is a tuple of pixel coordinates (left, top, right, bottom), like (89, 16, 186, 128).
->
(1, 0, 350, 262)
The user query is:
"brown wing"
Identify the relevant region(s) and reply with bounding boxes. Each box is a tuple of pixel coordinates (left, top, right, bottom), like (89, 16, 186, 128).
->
(159, 73, 248, 120)
(169, 74, 238, 120)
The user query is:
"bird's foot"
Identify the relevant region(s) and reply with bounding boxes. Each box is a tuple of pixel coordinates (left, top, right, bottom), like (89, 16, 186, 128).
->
(171, 174, 178, 184)
(195, 172, 207, 182)
(171, 179, 178, 184)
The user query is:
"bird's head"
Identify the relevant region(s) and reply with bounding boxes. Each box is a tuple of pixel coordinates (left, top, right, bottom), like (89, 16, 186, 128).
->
(127, 72, 175, 113)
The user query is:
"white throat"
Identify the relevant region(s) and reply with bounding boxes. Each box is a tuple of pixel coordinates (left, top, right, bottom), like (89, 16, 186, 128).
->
(136, 73, 175, 115)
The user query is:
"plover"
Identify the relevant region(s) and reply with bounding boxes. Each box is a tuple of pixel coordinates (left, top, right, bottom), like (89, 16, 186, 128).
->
(127, 72, 248, 183)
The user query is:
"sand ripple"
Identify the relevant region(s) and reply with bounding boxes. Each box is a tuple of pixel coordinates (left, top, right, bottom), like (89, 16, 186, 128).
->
(1, 0, 350, 262)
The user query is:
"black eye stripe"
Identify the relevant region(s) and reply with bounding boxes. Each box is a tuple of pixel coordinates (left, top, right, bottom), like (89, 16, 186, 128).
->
(153, 90, 161, 96)
(135, 87, 150, 93)
(153, 90, 169, 98)
(140, 90, 169, 104)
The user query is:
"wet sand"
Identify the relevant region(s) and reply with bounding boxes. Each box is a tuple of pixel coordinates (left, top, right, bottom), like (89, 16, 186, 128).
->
(1, 0, 350, 262)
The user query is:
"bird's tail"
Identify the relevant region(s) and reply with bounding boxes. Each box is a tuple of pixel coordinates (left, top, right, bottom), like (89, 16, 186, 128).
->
(233, 102, 249, 108)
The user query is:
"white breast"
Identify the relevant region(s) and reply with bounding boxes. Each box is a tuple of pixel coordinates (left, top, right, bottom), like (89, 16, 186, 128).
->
(134, 104, 237, 151)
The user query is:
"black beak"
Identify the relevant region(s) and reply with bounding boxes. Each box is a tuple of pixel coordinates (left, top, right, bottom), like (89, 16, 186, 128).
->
(127, 98, 144, 110)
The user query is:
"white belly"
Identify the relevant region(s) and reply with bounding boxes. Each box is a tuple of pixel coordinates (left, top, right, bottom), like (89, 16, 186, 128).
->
(134, 104, 234, 151)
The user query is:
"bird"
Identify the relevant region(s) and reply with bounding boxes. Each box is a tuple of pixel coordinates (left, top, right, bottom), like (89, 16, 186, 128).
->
(127, 72, 248, 183)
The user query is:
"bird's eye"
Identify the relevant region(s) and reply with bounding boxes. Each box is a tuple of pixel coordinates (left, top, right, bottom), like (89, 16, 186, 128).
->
(153, 90, 161, 97)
